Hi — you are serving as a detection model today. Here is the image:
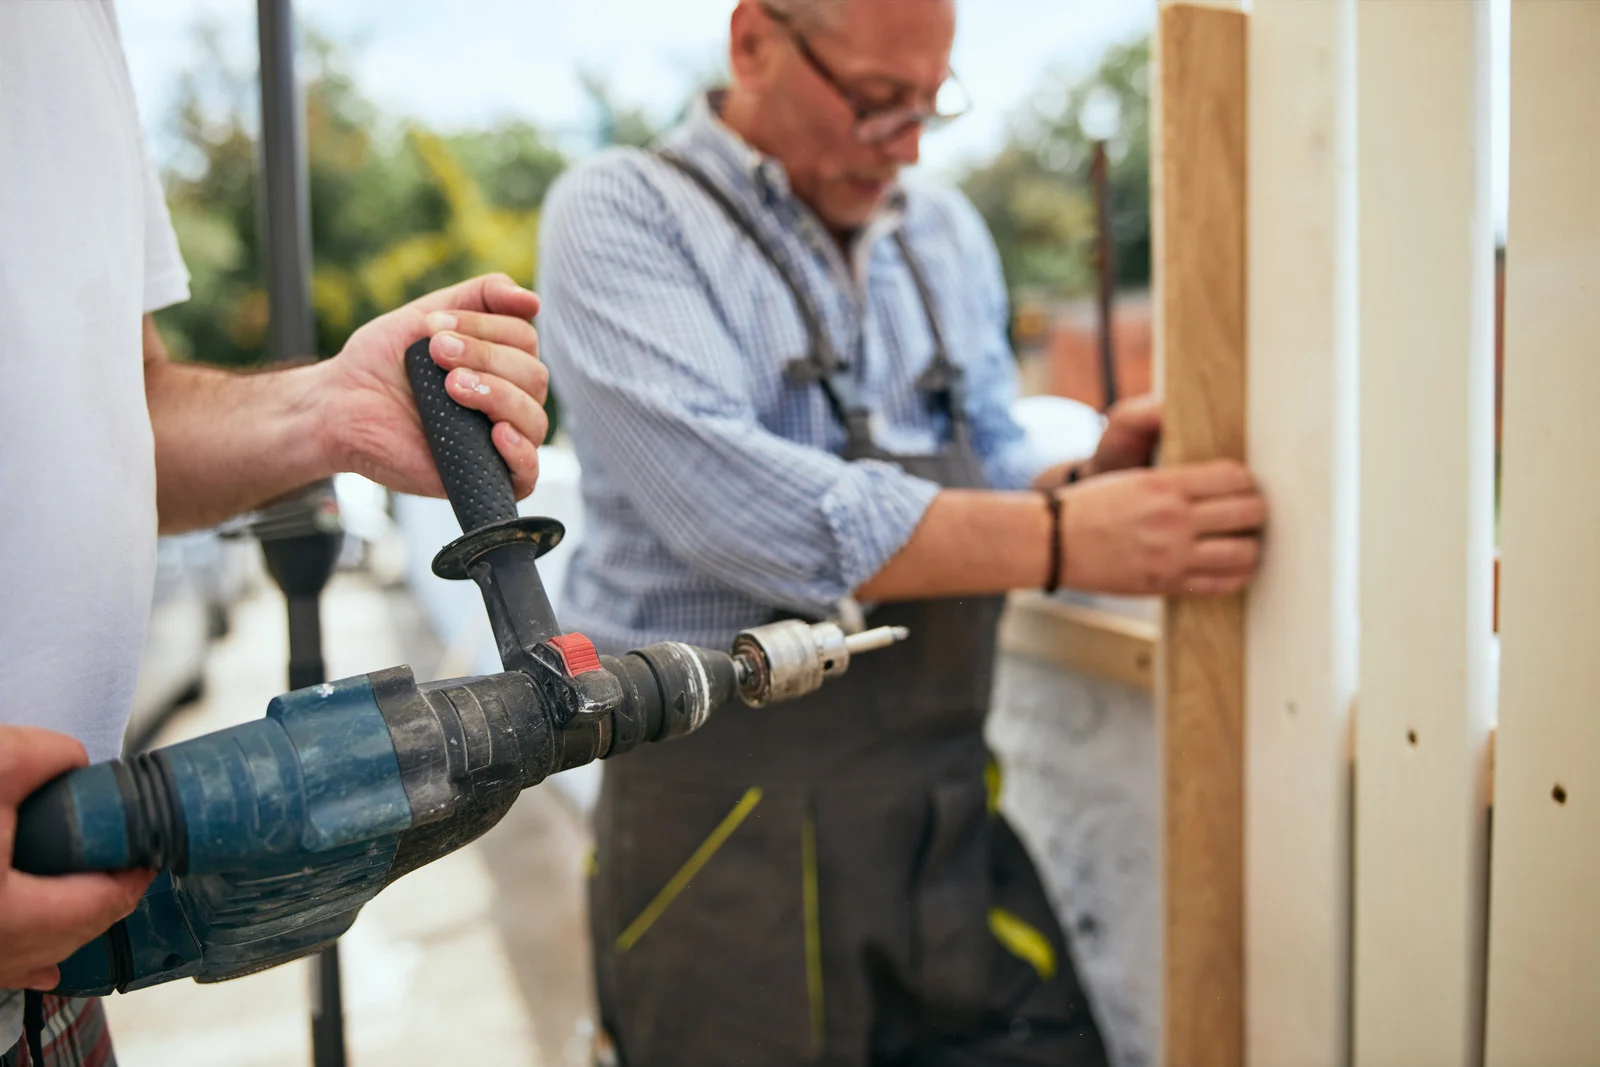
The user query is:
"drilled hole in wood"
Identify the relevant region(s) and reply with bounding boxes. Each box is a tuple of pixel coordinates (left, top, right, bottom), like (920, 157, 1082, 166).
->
(1407, 729, 1418, 747)
(1553, 784, 1568, 805)
(823, 660, 835, 671)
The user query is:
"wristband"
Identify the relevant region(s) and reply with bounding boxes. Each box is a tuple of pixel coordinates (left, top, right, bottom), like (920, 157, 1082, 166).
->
(1040, 488, 1064, 594)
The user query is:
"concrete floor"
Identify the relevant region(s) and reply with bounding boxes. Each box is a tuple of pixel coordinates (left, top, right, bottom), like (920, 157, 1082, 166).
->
(104, 572, 596, 1067)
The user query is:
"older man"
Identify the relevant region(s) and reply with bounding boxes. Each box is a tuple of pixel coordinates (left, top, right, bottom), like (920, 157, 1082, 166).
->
(539, 0, 1264, 1063)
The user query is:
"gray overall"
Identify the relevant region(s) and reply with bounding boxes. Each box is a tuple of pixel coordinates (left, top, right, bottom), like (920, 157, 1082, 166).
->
(588, 154, 1108, 1067)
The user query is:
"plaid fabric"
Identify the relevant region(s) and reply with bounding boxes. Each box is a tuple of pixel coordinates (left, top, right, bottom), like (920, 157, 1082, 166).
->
(1, 997, 115, 1067)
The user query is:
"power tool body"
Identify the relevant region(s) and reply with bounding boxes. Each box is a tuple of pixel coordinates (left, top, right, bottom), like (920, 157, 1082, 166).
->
(11, 340, 903, 996)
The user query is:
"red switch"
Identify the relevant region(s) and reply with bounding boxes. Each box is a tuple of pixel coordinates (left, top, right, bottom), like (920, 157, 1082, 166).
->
(548, 633, 603, 677)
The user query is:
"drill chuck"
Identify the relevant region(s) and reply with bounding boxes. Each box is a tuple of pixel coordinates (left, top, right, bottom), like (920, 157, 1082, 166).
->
(731, 620, 909, 707)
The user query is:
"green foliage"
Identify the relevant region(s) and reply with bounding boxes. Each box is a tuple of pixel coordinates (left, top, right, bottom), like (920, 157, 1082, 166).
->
(154, 26, 567, 375)
(958, 35, 1151, 303)
(149, 17, 1150, 441)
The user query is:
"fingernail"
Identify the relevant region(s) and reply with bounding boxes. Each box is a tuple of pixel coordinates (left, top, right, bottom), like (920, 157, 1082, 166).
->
(455, 370, 490, 396)
(501, 425, 523, 446)
(426, 312, 458, 332)
(434, 333, 465, 360)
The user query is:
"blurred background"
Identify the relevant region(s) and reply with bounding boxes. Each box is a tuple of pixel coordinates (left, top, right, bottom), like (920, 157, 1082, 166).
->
(105, 2, 1511, 1065)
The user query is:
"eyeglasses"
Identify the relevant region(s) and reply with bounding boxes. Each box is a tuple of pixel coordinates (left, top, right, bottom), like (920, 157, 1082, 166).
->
(761, 4, 971, 146)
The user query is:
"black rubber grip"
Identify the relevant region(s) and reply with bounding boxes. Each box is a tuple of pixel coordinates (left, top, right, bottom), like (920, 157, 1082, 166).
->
(13, 774, 81, 875)
(404, 337, 519, 534)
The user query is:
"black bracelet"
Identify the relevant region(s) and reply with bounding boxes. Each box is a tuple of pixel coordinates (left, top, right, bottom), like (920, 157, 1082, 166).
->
(1040, 488, 1064, 594)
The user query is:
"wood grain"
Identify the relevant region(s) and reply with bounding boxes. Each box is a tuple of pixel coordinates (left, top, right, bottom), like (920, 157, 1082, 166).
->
(1484, 4, 1600, 1063)
(1155, 5, 1248, 1065)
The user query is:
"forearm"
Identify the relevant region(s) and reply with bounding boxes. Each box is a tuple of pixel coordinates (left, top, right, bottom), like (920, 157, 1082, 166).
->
(856, 488, 1052, 602)
(144, 319, 333, 533)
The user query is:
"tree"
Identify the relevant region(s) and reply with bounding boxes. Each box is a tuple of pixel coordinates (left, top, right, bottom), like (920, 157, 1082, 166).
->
(155, 25, 567, 372)
(958, 35, 1151, 305)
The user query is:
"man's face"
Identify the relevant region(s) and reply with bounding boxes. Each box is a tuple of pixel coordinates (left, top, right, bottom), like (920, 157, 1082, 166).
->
(743, 0, 957, 232)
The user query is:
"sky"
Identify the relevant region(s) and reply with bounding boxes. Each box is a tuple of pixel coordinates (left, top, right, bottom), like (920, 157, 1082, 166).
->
(116, 0, 1509, 232)
(116, 0, 1158, 179)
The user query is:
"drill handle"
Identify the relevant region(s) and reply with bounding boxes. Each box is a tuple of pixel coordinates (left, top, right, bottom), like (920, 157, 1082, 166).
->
(404, 337, 521, 534)
(405, 336, 565, 653)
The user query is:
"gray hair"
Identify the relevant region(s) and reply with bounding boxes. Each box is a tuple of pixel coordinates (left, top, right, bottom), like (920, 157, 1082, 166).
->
(760, 0, 846, 33)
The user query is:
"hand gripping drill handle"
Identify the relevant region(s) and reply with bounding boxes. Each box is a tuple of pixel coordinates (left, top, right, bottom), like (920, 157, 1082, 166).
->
(6, 342, 703, 883)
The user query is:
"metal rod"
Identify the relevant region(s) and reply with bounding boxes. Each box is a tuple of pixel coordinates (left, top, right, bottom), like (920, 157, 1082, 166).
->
(255, 3, 346, 1065)
(1090, 140, 1119, 411)
(843, 626, 910, 656)
(257, 0, 314, 364)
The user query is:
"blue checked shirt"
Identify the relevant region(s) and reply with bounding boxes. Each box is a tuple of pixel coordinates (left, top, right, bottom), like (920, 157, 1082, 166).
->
(537, 95, 1047, 654)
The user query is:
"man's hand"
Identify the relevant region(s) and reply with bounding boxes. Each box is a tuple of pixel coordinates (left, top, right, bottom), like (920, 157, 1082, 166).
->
(315, 273, 548, 499)
(1030, 395, 1163, 492)
(1060, 459, 1266, 596)
(0, 727, 154, 990)
(1083, 394, 1162, 478)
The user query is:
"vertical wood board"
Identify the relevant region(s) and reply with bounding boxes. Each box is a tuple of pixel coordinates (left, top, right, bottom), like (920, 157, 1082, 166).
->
(1244, 2, 1359, 1065)
(1156, 5, 1248, 1065)
(1484, 4, 1600, 1063)
(1353, 2, 1497, 1064)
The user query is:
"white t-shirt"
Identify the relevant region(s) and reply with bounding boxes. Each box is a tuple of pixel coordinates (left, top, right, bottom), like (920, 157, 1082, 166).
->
(0, 0, 189, 1046)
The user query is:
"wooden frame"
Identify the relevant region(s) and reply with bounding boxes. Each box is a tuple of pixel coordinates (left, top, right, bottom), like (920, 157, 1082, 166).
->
(997, 593, 1156, 692)
(1484, 4, 1600, 1061)
(1153, 5, 1248, 1064)
(1037, 4, 1600, 1062)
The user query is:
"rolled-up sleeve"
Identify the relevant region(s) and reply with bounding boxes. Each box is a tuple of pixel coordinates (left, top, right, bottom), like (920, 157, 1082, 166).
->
(538, 160, 939, 615)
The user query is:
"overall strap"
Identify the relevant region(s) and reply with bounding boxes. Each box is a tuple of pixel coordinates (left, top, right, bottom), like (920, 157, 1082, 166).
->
(890, 229, 969, 439)
(657, 150, 877, 452)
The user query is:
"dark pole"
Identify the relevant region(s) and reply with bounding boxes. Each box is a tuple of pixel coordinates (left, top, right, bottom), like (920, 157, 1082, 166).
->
(258, 0, 313, 363)
(255, 3, 347, 1066)
(1090, 140, 1119, 411)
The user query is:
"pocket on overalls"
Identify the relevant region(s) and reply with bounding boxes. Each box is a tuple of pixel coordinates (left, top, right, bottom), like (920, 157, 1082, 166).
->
(601, 780, 813, 1063)
(914, 774, 998, 1015)
(914, 767, 1063, 1020)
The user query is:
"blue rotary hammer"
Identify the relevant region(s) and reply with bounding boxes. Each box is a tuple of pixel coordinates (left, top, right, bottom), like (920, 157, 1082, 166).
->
(11, 339, 904, 997)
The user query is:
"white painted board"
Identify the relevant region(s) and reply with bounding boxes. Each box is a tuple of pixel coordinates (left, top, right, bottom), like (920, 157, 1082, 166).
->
(1353, 2, 1498, 1065)
(1244, 3, 1359, 1065)
(1483, 3, 1600, 1063)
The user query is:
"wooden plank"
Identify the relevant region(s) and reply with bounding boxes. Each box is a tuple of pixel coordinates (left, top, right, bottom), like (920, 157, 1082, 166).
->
(1484, 4, 1600, 1063)
(1154, 5, 1248, 1065)
(1243, 3, 1359, 1065)
(998, 593, 1156, 692)
(1352, 2, 1496, 1065)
